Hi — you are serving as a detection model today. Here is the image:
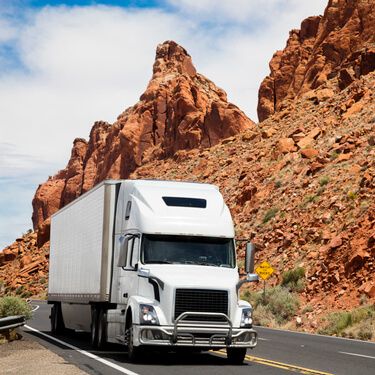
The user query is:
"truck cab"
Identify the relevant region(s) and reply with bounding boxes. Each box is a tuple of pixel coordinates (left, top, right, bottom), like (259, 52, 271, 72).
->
(107, 180, 257, 363)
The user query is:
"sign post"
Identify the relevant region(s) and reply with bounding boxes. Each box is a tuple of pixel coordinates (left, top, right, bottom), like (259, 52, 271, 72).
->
(255, 261, 274, 303)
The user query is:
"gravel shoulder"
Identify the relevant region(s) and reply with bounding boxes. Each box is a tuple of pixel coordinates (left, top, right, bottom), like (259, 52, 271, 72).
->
(0, 335, 87, 375)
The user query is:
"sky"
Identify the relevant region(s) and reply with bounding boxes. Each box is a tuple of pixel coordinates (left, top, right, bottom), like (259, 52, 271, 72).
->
(0, 0, 327, 249)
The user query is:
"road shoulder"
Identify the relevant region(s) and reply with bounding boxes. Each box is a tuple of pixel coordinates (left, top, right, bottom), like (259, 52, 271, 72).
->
(0, 334, 87, 375)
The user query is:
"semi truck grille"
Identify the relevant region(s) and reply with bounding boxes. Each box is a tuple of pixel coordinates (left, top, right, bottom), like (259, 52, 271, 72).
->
(174, 289, 228, 322)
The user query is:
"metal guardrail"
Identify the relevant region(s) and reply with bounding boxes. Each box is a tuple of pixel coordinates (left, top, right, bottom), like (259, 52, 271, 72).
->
(0, 315, 26, 332)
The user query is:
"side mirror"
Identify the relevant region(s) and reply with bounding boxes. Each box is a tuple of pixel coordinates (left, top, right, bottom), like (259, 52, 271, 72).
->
(117, 236, 129, 267)
(245, 242, 255, 273)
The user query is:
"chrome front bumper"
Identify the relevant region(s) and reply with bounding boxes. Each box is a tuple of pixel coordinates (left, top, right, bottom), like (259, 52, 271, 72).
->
(137, 312, 257, 348)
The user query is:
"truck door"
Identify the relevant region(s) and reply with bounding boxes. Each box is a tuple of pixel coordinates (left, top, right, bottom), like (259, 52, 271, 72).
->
(118, 234, 140, 305)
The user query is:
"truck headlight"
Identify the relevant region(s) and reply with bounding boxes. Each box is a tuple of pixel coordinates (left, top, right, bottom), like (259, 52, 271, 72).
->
(139, 304, 159, 325)
(240, 307, 253, 327)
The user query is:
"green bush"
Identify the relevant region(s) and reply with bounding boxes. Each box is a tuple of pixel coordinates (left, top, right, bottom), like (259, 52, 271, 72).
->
(319, 176, 330, 186)
(281, 267, 305, 292)
(319, 305, 375, 339)
(245, 286, 299, 325)
(0, 296, 32, 320)
(266, 286, 300, 323)
(263, 208, 278, 223)
(320, 311, 352, 335)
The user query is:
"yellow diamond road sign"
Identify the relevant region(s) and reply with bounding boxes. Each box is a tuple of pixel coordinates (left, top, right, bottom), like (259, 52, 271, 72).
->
(255, 261, 274, 280)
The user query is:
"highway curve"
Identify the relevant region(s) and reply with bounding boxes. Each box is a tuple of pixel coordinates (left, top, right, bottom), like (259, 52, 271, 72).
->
(22, 301, 375, 375)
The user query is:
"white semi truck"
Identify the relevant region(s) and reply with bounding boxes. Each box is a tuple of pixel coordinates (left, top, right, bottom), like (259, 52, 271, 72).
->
(48, 179, 258, 363)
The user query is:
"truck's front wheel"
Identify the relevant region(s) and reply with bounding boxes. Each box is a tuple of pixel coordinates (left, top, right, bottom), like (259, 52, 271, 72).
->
(226, 347, 247, 365)
(126, 317, 142, 362)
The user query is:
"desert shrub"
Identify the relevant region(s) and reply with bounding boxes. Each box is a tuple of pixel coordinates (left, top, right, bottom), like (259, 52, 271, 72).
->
(319, 305, 375, 339)
(304, 194, 318, 204)
(0, 296, 32, 319)
(319, 176, 330, 186)
(302, 304, 313, 313)
(266, 286, 300, 323)
(319, 311, 352, 335)
(252, 304, 278, 327)
(282, 267, 305, 292)
(263, 208, 278, 223)
(347, 191, 358, 200)
(245, 286, 299, 325)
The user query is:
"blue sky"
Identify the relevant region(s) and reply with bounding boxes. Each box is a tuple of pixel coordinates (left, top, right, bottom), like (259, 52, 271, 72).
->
(25, 0, 164, 7)
(0, 0, 327, 249)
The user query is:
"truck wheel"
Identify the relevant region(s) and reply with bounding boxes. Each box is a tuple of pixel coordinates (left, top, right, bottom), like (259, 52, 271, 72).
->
(126, 318, 142, 362)
(51, 303, 65, 334)
(226, 347, 247, 365)
(97, 310, 107, 349)
(91, 308, 99, 348)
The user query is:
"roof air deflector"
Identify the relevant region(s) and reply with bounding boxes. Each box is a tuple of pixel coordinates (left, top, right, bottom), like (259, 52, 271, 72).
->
(162, 197, 207, 208)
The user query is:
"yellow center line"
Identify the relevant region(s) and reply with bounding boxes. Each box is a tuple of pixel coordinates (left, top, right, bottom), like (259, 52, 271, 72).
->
(211, 350, 334, 375)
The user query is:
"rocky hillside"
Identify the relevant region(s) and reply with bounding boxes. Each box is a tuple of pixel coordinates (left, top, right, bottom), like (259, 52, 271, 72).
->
(131, 72, 375, 313)
(258, 0, 375, 121)
(0, 231, 48, 298)
(1, 0, 374, 321)
(31, 40, 254, 247)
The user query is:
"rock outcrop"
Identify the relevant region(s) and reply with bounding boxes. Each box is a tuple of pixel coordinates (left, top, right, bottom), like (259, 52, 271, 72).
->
(0, 231, 48, 298)
(32, 41, 255, 243)
(257, 0, 375, 121)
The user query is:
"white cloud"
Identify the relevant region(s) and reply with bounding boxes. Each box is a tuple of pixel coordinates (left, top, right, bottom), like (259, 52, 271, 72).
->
(0, 1, 328, 248)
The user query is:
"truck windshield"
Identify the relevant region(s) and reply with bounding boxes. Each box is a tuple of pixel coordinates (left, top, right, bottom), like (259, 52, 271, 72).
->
(141, 235, 235, 268)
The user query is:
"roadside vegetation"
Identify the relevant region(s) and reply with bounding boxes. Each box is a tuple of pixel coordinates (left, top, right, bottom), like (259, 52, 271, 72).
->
(319, 305, 375, 340)
(281, 267, 305, 292)
(0, 296, 32, 320)
(241, 266, 305, 327)
(242, 286, 300, 326)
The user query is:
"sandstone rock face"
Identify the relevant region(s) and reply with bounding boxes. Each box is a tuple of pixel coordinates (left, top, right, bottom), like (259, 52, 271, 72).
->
(0, 231, 49, 298)
(257, 0, 375, 121)
(32, 41, 255, 241)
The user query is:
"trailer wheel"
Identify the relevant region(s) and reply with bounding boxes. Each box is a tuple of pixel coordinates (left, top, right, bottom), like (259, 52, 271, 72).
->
(126, 317, 142, 362)
(226, 347, 247, 365)
(97, 310, 107, 349)
(91, 307, 99, 348)
(51, 303, 65, 334)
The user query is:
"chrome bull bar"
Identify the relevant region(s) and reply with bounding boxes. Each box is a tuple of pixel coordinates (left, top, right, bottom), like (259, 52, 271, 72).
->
(172, 312, 233, 345)
(138, 311, 258, 348)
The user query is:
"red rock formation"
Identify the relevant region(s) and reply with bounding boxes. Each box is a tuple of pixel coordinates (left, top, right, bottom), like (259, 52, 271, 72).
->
(257, 0, 375, 121)
(32, 41, 255, 242)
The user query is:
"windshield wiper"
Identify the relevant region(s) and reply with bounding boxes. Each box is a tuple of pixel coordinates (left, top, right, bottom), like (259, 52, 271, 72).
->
(145, 260, 173, 264)
(196, 262, 218, 267)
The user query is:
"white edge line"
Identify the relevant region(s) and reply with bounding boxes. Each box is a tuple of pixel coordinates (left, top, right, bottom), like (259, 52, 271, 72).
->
(258, 337, 269, 341)
(24, 325, 139, 375)
(338, 351, 375, 360)
(255, 326, 375, 345)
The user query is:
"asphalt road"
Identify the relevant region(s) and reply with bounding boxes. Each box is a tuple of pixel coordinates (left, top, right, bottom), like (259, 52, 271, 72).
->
(22, 301, 375, 375)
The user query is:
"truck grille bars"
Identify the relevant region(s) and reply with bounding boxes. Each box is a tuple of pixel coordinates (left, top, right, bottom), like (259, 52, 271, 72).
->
(174, 289, 228, 322)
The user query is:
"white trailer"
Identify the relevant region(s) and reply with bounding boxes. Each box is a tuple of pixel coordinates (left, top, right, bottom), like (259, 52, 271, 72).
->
(48, 179, 258, 363)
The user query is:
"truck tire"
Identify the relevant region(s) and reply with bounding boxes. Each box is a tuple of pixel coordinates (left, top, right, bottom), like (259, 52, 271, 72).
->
(126, 317, 142, 362)
(226, 347, 247, 365)
(97, 310, 107, 349)
(51, 303, 65, 334)
(91, 308, 99, 348)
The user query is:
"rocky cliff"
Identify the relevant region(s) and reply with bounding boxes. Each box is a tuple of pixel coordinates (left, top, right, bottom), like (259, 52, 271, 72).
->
(257, 0, 375, 121)
(31, 41, 254, 246)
